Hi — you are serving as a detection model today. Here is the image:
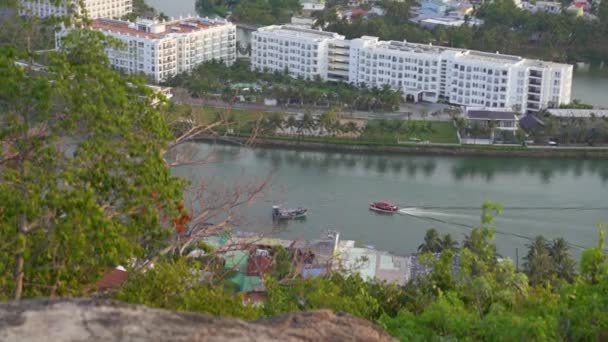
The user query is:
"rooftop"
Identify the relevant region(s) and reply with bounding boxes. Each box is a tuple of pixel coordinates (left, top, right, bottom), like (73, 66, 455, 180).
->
(91, 17, 231, 39)
(467, 110, 518, 120)
(96, 266, 129, 290)
(256, 25, 345, 41)
(547, 109, 608, 118)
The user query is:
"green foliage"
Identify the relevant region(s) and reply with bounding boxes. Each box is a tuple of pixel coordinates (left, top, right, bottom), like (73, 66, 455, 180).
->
(270, 246, 294, 279)
(195, 0, 300, 25)
(264, 273, 394, 321)
(321, 0, 608, 63)
(0, 29, 184, 299)
(117, 259, 261, 319)
(165, 60, 404, 112)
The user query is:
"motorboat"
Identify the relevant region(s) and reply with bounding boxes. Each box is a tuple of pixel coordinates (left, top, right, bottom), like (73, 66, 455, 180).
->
(272, 205, 308, 220)
(369, 201, 399, 213)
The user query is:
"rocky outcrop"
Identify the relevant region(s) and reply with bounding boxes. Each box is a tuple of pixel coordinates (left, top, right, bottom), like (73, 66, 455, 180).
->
(0, 299, 396, 342)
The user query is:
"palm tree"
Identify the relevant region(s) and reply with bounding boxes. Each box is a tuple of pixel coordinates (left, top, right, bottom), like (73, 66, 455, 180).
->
(487, 120, 498, 142)
(440, 234, 459, 252)
(265, 113, 284, 135)
(320, 110, 337, 136)
(418, 228, 443, 254)
(549, 237, 576, 282)
(300, 112, 316, 136)
(344, 121, 360, 138)
(285, 115, 297, 136)
(523, 235, 554, 286)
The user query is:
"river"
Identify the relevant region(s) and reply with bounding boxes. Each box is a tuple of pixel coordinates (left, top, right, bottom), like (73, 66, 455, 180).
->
(172, 142, 608, 259)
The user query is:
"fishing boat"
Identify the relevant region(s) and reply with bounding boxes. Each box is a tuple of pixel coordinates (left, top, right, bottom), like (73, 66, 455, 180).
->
(369, 201, 399, 213)
(272, 205, 308, 220)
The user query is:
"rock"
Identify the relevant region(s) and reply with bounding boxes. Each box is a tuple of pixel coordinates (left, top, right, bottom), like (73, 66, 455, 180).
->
(0, 299, 396, 342)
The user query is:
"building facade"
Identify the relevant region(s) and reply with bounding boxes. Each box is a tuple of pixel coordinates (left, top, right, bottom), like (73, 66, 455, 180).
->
(251, 25, 573, 112)
(20, 0, 132, 19)
(59, 17, 236, 83)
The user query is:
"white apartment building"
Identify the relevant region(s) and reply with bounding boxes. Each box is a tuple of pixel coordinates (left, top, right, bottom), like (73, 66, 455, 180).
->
(59, 17, 236, 83)
(20, 0, 132, 19)
(252, 25, 573, 112)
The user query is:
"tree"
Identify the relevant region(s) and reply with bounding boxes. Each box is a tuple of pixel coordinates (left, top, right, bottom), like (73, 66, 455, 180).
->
(285, 115, 297, 135)
(300, 112, 316, 136)
(418, 229, 443, 254)
(0, 30, 185, 299)
(441, 234, 459, 252)
(523, 235, 554, 286)
(319, 109, 337, 136)
(549, 237, 576, 282)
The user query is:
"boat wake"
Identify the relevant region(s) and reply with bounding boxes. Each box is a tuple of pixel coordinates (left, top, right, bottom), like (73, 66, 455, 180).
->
(398, 207, 476, 220)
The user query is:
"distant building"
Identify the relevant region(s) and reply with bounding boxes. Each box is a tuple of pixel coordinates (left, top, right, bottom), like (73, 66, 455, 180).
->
(252, 25, 573, 112)
(58, 17, 236, 83)
(547, 109, 608, 118)
(20, 0, 132, 19)
(523, 1, 562, 13)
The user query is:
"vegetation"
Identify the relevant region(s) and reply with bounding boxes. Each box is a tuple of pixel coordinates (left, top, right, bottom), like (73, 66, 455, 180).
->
(195, 0, 301, 25)
(0, 28, 185, 299)
(531, 112, 608, 145)
(321, 0, 608, 63)
(122, 0, 169, 21)
(165, 60, 404, 112)
(3, 6, 608, 341)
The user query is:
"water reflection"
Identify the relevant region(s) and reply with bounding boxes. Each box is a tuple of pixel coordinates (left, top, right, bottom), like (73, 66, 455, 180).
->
(450, 157, 608, 184)
(201, 142, 608, 184)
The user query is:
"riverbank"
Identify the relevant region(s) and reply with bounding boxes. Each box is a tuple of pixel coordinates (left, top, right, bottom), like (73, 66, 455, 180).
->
(193, 134, 608, 159)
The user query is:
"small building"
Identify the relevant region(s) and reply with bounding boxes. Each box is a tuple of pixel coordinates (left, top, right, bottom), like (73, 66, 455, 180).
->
(246, 254, 273, 276)
(523, 1, 562, 13)
(465, 109, 519, 131)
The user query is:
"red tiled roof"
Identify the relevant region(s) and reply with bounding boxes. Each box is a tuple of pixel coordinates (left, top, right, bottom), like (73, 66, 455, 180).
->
(90, 18, 226, 39)
(244, 291, 267, 303)
(246, 255, 273, 276)
(97, 268, 129, 290)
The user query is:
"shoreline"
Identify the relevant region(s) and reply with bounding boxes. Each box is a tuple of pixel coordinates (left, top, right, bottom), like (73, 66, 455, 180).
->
(192, 135, 608, 159)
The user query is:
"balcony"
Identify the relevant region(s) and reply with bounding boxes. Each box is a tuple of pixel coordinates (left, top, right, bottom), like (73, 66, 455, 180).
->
(528, 86, 541, 94)
(527, 95, 540, 102)
(529, 70, 542, 78)
(529, 78, 541, 86)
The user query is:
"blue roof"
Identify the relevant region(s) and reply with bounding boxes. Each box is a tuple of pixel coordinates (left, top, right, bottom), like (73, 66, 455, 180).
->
(302, 267, 326, 278)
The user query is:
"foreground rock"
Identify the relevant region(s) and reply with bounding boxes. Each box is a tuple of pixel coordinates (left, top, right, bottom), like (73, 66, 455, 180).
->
(0, 299, 396, 342)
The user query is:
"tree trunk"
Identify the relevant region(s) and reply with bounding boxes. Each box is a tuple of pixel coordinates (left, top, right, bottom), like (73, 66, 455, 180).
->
(13, 212, 27, 300)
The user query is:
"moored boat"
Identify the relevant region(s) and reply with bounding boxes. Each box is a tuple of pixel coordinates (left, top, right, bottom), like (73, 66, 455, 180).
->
(272, 205, 308, 220)
(369, 201, 399, 213)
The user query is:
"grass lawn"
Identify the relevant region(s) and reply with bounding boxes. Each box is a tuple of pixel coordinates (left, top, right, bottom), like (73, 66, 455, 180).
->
(398, 121, 459, 144)
(164, 103, 279, 128)
(165, 104, 458, 144)
(361, 121, 458, 144)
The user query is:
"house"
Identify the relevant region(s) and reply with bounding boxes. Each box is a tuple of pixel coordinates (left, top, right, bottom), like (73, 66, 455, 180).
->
(96, 265, 129, 291)
(460, 108, 520, 144)
(523, 1, 562, 13)
(465, 109, 519, 131)
(519, 114, 546, 134)
(246, 253, 273, 276)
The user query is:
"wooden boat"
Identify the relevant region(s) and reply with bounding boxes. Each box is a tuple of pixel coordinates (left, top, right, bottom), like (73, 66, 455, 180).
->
(272, 205, 308, 220)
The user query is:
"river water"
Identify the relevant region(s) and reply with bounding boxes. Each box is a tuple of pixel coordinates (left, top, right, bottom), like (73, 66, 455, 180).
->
(173, 143, 608, 259)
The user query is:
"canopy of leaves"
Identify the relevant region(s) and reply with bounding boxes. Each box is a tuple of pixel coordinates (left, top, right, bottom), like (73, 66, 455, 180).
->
(0, 27, 184, 299)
